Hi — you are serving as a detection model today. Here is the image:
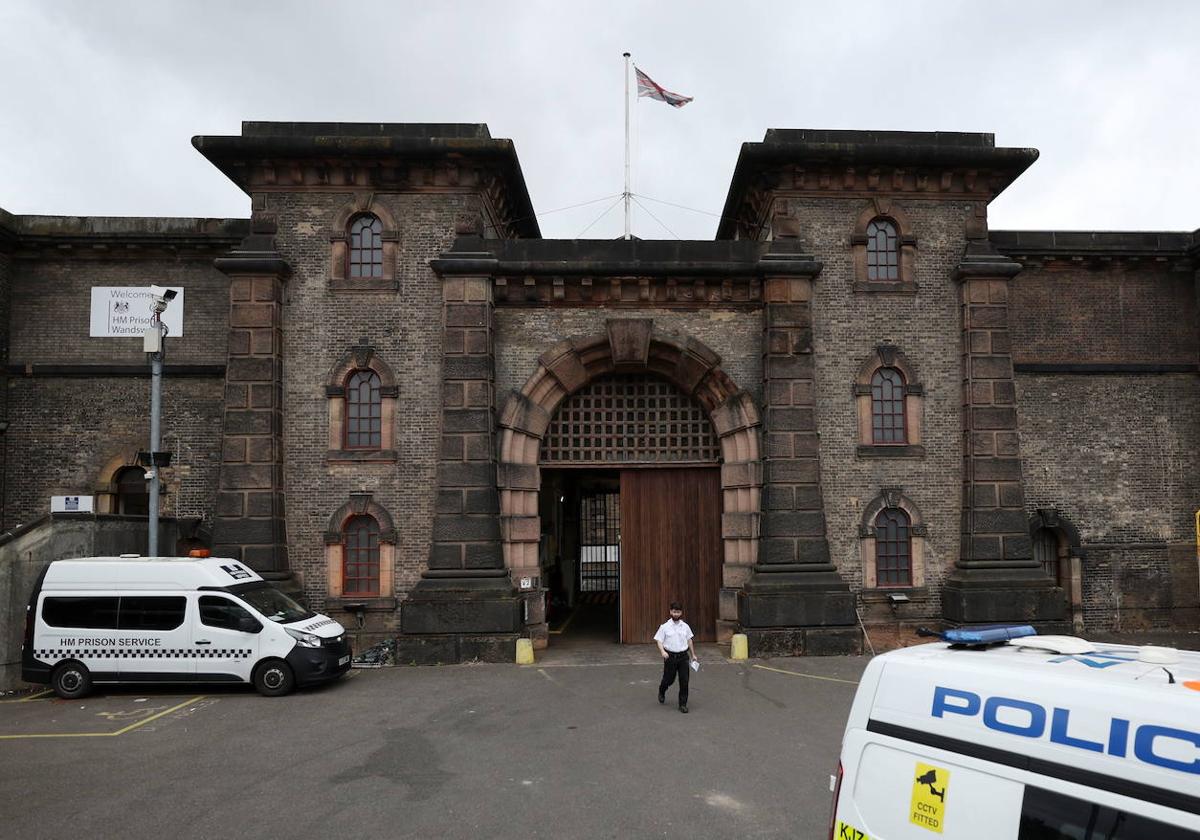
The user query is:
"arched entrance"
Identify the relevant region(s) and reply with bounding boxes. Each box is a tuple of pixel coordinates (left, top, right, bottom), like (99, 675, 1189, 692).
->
(1030, 509, 1085, 633)
(497, 320, 761, 646)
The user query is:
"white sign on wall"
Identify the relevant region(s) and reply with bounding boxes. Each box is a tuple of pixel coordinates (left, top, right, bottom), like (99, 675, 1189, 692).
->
(89, 287, 184, 337)
(51, 495, 95, 513)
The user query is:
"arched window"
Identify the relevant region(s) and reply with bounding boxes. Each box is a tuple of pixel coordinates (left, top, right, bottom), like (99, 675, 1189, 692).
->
(874, 507, 912, 587)
(342, 515, 381, 596)
(871, 368, 906, 444)
(345, 370, 382, 449)
(348, 214, 383, 279)
(114, 466, 149, 515)
(866, 218, 899, 281)
(1033, 527, 1061, 585)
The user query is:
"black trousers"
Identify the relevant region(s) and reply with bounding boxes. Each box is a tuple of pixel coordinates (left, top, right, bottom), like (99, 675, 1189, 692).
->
(659, 651, 690, 705)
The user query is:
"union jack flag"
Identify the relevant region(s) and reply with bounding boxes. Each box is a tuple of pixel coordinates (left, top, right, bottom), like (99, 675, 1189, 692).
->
(635, 67, 693, 108)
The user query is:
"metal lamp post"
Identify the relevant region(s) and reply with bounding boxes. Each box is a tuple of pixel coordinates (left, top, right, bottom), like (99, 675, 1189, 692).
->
(143, 287, 177, 557)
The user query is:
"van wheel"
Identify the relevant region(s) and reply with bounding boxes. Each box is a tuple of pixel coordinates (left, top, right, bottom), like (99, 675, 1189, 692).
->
(253, 660, 294, 697)
(51, 661, 92, 700)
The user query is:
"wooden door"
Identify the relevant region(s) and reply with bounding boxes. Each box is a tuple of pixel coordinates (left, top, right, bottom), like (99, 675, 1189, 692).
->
(619, 468, 722, 643)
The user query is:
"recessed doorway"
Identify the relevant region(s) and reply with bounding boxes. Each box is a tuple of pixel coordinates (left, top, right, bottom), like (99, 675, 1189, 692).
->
(541, 467, 721, 646)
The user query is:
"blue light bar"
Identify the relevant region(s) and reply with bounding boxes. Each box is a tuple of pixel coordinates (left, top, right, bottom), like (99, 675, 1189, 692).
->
(941, 625, 1037, 645)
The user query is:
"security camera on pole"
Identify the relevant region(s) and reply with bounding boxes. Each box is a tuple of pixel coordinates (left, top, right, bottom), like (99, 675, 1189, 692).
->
(142, 285, 177, 557)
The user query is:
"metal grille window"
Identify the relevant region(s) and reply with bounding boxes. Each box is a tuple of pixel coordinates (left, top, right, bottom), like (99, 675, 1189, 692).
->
(542, 374, 719, 465)
(875, 508, 912, 587)
(866, 218, 899, 281)
(579, 492, 620, 592)
(342, 515, 380, 596)
(871, 368, 906, 443)
(348, 214, 384, 279)
(1033, 527, 1060, 583)
(345, 370, 382, 449)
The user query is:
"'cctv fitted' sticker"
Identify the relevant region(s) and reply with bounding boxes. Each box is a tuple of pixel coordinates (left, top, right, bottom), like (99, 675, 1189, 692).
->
(909, 762, 949, 833)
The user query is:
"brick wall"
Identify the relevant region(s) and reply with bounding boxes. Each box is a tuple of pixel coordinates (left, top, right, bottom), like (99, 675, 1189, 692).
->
(1009, 261, 1198, 365)
(1078, 548, 1175, 631)
(4, 376, 224, 530)
(9, 256, 231, 366)
(0, 244, 10, 532)
(269, 191, 486, 615)
(495, 308, 763, 404)
(777, 196, 975, 620)
(1017, 373, 1200, 629)
(4, 249, 231, 534)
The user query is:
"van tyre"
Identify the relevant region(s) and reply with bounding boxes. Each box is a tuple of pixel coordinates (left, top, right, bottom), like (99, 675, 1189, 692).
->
(51, 661, 92, 700)
(253, 659, 294, 697)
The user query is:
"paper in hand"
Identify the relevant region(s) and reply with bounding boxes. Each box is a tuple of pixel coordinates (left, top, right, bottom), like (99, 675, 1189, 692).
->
(689, 659, 700, 672)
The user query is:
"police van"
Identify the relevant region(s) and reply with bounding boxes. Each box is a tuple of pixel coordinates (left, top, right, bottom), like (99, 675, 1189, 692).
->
(21, 554, 352, 698)
(831, 627, 1200, 839)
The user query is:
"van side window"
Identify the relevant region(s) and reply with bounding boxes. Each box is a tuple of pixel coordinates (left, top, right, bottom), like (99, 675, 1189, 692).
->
(118, 596, 187, 631)
(42, 597, 119, 629)
(199, 596, 261, 633)
(1019, 786, 1197, 839)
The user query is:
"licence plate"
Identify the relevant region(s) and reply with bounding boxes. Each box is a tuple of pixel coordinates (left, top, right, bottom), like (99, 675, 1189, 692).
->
(338, 655, 350, 666)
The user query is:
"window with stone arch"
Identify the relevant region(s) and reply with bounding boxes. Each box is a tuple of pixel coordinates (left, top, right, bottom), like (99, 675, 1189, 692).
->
(871, 367, 906, 444)
(1029, 509, 1084, 633)
(344, 369, 382, 449)
(348, 214, 384, 279)
(324, 494, 397, 607)
(859, 488, 927, 590)
(114, 466, 150, 515)
(852, 200, 917, 292)
(854, 345, 924, 457)
(866, 218, 899, 281)
(874, 507, 912, 587)
(326, 342, 398, 462)
(342, 515, 381, 596)
(1033, 527, 1061, 585)
(329, 196, 398, 292)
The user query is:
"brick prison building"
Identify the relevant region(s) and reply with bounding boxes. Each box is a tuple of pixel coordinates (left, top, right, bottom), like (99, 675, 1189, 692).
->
(1, 123, 1197, 661)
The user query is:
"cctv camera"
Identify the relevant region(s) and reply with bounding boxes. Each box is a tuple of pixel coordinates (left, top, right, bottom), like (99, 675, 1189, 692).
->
(149, 285, 178, 301)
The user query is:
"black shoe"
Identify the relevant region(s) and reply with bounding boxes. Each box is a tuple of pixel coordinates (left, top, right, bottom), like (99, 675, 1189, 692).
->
(658, 691, 665, 704)
(679, 704, 688, 713)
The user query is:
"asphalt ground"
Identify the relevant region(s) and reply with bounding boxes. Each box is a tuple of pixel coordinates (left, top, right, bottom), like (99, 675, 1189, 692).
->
(0, 649, 869, 840)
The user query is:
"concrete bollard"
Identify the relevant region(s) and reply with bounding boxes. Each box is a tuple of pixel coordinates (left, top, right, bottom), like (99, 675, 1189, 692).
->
(515, 638, 535, 665)
(731, 633, 749, 661)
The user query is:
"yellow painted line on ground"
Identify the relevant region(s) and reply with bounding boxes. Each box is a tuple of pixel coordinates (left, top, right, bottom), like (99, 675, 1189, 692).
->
(0, 695, 206, 740)
(0, 690, 54, 704)
(548, 610, 577, 636)
(752, 664, 859, 686)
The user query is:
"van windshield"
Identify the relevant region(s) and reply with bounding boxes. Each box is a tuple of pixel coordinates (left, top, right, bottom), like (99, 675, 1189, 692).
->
(229, 583, 314, 624)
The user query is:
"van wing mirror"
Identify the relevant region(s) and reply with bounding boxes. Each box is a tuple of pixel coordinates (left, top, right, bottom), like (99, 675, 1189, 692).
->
(239, 615, 263, 634)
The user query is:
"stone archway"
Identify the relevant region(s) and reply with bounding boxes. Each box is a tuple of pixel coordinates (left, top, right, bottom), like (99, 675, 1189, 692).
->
(496, 319, 761, 639)
(1029, 509, 1085, 633)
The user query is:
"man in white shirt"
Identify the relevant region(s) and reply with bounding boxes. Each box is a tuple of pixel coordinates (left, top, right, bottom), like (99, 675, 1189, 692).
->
(653, 601, 697, 713)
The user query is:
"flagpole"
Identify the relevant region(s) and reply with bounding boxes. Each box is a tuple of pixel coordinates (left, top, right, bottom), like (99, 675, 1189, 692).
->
(623, 51, 631, 240)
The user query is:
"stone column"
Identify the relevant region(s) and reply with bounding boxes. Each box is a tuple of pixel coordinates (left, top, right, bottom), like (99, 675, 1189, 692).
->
(399, 246, 519, 663)
(942, 243, 1066, 625)
(211, 235, 291, 576)
(738, 244, 859, 655)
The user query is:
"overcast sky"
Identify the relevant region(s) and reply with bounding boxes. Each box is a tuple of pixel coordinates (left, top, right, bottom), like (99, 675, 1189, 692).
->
(2, 1, 1197, 240)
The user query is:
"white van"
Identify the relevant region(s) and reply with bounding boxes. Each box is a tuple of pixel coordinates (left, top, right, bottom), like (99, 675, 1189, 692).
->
(21, 554, 352, 698)
(831, 628, 1200, 838)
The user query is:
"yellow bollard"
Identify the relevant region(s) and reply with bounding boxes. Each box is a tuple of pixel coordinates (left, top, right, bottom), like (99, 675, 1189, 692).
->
(515, 638, 535, 665)
(731, 633, 749, 661)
